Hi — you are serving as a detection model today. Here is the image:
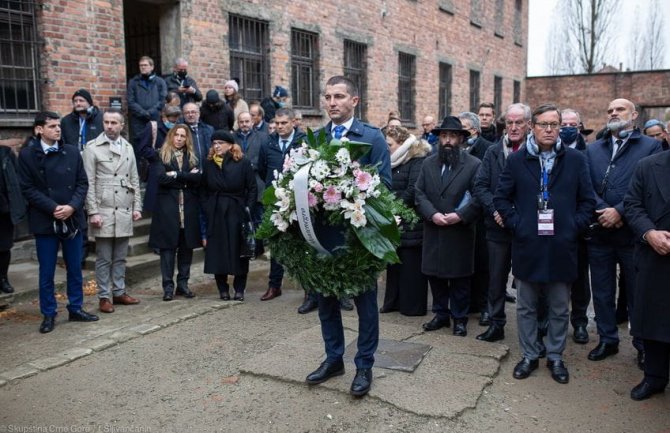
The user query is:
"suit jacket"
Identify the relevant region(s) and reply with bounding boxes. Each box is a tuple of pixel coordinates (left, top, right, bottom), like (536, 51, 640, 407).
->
(188, 122, 213, 170)
(624, 151, 670, 342)
(415, 151, 482, 278)
(234, 129, 271, 201)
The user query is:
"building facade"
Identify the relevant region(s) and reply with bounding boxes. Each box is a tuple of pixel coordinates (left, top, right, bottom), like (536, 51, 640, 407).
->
(0, 0, 527, 144)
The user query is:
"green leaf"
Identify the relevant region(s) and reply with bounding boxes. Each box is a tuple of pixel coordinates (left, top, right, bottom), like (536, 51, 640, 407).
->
(262, 185, 277, 206)
(353, 225, 400, 263)
(344, 141, 372, 161)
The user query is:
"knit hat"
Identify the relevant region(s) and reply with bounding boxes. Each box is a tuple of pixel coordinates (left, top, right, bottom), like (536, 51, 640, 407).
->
(72, 89, 93, 106)
(206, 89, 221, 104)
(224, 80, 239, 93)
(211, 129, 235, 144)
(273, 86, 289, 98)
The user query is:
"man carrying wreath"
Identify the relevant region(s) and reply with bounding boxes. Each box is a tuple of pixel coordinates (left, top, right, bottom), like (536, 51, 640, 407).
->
(304, 76, 392, 397)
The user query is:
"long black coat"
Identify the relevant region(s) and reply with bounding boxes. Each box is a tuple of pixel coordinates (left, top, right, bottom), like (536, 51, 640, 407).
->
(148, 153, 202, 249)
(201, 155, 257, 275)
(0, 146, 26, 251)
(60, 107, 104, 149)
(415, 151, 482, 278)
(624, 151, 670, 343)
(392, 157, 426, 247)
(474, 142, 513, 243)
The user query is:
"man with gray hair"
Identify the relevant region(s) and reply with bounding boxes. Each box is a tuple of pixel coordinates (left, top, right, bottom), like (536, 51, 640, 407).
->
(164, 58, 202, 107)
(643, 119, 669, 151)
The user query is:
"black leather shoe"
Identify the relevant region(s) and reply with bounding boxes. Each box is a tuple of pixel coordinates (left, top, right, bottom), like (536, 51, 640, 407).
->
(339, 297, 354, 311)
(39, 316, 56, 334)
(538, 337, 547, 358)
(588, 342, 619, 361)
(453, 321, 467, 337)
(176, 287, 195, 298)
(479, 311, 491, 326)
(637, 350, 645, 371)
(350, 368, 372, 397)
(68, 309, 99, 322)
(233, 292, 244, 301)
(513, 358, 539, 379)
(573, 325, 589, 344)
(422, 316, 450, 331)
(163, 292, 174, 301)
(630, 380, 666, 401)
(505, 291, 516, 303)
(298, 297, 318, 314)
(306, 360, 345, 385)
(547, 359, 570, 384)
(476, 325, 505, 342)
(219, 291, 230, 301)
(0, 277, 14, 294)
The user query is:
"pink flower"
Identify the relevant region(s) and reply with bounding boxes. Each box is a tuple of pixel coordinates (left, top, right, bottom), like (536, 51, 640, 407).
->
(323, 186, 341, 204)
(355, 171, 373, 191)
(307, 192, 318, 207)
(313, 182, 323, 192)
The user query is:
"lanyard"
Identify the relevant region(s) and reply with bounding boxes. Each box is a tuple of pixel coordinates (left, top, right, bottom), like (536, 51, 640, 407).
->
(539, 158, 549, 209)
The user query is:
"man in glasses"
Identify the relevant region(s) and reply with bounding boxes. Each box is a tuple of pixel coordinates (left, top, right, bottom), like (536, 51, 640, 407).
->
(585, 98, 662, 369)
(420, 115, 438, 150)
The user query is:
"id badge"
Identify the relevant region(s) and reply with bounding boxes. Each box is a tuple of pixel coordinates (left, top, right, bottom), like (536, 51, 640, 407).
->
(538, 209, 555, 236)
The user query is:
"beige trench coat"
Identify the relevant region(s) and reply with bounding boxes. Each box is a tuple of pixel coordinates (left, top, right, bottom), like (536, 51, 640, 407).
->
(82, 133, 142, 238)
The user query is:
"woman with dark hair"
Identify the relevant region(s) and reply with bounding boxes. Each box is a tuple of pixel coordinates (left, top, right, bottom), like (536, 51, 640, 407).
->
(202, 130, 257, 301)
(222, 80, 248, 130)
(380, 127, 431, 316)
(0, 145, 27, 293)
(149, 124, 202, 301)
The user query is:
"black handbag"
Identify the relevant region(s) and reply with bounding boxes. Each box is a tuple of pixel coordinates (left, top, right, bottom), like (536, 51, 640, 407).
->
(240, 207, 257, 259)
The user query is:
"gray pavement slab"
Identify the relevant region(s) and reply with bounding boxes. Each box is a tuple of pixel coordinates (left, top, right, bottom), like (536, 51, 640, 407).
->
(344, 338, 432, 372)
(0, 365, 39, 382)
(26, 356, 70, 371)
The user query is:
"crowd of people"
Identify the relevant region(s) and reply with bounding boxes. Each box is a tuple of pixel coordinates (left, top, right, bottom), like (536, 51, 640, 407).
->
(0, 55, 669, 401)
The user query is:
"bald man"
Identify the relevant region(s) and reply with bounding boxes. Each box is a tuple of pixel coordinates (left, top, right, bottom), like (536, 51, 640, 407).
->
(585, 98, 662, 367)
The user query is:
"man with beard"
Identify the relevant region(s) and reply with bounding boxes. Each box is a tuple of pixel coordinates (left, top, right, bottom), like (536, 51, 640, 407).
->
(585, 99, 662, 368)
(60, 89, 104, 151)
(415, 116, 482, 338)
(478, 102, 497, 143)
(127, 56, 167, 143)
(474, 103, 531, 343)
(164, 58, 202, 107)
(494, 104, 596, 384)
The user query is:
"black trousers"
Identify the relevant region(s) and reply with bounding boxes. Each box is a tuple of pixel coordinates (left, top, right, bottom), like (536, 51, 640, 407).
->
(470, 221, 489, 313)
(643, 339, 670, 388)
(215, 273, 248, 294)
(383, 246, 428, 316)
(486, 239, 512, 327)
(570, 239, 591, 328)
(429, 276, 470, 321)
(0, 250, 9, 278)
(159, 229, 193, 293)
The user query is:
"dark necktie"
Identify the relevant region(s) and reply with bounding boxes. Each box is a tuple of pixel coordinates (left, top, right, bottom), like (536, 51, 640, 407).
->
(333, 125, 346, 139)
(441, 164, 450, 184)
(613, 139, 623, 159)
(281, 139, 288, 153)
(45, 146, 58, 154)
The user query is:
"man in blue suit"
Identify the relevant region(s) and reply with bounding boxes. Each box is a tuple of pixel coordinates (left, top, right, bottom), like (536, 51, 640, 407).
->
(305, 76, 391, 397)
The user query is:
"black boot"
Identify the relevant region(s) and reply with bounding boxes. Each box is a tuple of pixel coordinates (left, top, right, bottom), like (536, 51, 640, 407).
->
(216, 278, 230, 301)
(0, 276, 14, 294)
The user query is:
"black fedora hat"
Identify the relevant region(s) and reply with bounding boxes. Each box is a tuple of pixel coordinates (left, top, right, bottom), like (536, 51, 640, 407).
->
(431, 116, 471, 137)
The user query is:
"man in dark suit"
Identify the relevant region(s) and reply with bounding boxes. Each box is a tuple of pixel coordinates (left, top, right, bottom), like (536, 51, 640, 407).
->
(494, 104, 596, 384)
(415, 116, 482, 338)
(17, 111, 99, 333)
(624, 151, 670, 400)
(304, 76, 391, 397)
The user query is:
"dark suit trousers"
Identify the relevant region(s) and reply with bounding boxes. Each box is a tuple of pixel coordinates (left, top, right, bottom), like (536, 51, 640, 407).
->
(428, 276, 470, 321)
(317, 288, 379, 369)
(487, 239, 512, 327)
(643, 339, 670, 388)
(470, 220, 489, 313)
(159, 229, 193, 292)
(570, 239, 591, 328)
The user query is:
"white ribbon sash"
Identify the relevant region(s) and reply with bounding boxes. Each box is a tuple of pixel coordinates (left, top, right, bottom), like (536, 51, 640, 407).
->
(294, 163, 331, 256)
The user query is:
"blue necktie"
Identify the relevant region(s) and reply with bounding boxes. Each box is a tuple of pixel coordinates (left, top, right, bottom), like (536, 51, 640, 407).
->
(281, 139, 288, 153)
(333, 125, 346, 139)
(45, 146, 58, 154)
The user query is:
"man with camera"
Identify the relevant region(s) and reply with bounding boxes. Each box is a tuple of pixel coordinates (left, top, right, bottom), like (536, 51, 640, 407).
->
(585, 98, 662, 367)
(164, 58, 202, 108)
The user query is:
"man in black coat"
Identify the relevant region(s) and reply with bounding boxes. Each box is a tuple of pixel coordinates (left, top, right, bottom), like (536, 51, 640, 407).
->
(17, 112, 99, 333)
(260, 86, 289, 123)
(624, 151, 670, 400)
(164, 57, 202, 107)
(60, 89, 104, 151)
(127, 56, 167, 143)
(249, 102, 270, 135)
(415, 116, 482, 338)
(473, 103, 532, 343)
(494, 104, 596, 384)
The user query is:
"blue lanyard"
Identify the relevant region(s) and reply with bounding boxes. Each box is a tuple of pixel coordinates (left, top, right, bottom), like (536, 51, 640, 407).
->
(540, 159, 549, 206)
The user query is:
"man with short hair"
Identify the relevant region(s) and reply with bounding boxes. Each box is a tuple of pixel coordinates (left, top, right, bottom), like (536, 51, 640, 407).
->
(478, 102, 497, 142)
(60, 89, 104, 151)
(494, 104, 596, 384)
(474, 103, 531, 343)
(249, 102, 269, 135)
(18, 112, 98, 333)
(127, 56, 167, 143)
(420, 115, 438, 150)
(261, 85, 289, 123)
(182, 102, 213, 170)
(585, 99, 662, 367)
(83, 111, 142, 314)
(643, 119, 669, 151)
(304, 76, 391, 397)
(416, 116, 482, 338)
(293, 110, 304, 131)
(164, 58, 202, 107)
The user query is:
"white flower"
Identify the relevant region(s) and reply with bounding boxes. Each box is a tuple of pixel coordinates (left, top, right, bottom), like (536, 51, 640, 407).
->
(308, 149, 320, 160)
(349, 210, 367, 227)
(335, 148, 351, 164)
(271, 212, 289, 232)
(310, 160, 330, 181)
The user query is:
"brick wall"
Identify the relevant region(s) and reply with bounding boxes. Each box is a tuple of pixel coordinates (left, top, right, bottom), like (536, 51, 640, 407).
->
(526, 70, 670, 138)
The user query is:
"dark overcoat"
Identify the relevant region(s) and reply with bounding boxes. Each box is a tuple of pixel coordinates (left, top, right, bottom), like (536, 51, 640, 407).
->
(623, 151, 670, 343)
(201, 155, 257, 275)
(415, 151, 482, 278)
(392, 155, 427, 247)
(493, 145, 596, 283)
(234, 129, 272, 201)
(148, 152, 202, 249)
(0, 146, 26, 250)
(60, 107, 104, 149)
(474, 142, 513, 242)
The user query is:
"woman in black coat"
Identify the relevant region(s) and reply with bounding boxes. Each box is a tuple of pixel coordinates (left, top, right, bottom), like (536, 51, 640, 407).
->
(202, 130, 257, 301)
(0, 145, 27, 293)
(148, 124, 202, 301)
(381, 127, 431, 316)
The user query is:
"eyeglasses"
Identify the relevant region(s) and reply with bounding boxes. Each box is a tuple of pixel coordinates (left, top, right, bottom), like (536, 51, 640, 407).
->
(505, 120, 526, 127)
(534, 122, 560, 130)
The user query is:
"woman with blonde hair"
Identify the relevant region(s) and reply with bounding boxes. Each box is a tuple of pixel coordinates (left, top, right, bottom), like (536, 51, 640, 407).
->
(201, 130, 257, 301)
(381, 126, 431, 316)
(149, 124, 202, 301)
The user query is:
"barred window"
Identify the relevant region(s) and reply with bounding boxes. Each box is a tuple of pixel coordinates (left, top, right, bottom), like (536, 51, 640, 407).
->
(229, 15, 270, 102)
(0, 0, 40, 120)
(469, 70, 480, 112)
(494, 76, 503, 116)
(343, 40, 367, 121)
(495, 0, 505, 37)
(513, 80, 521, 103)
(514, 0, 523, 46)
(291, 29, 319, 110)
(398, 52, 415, 124)
(470, 0, 483, 28)
(438, 62, 452, 120)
